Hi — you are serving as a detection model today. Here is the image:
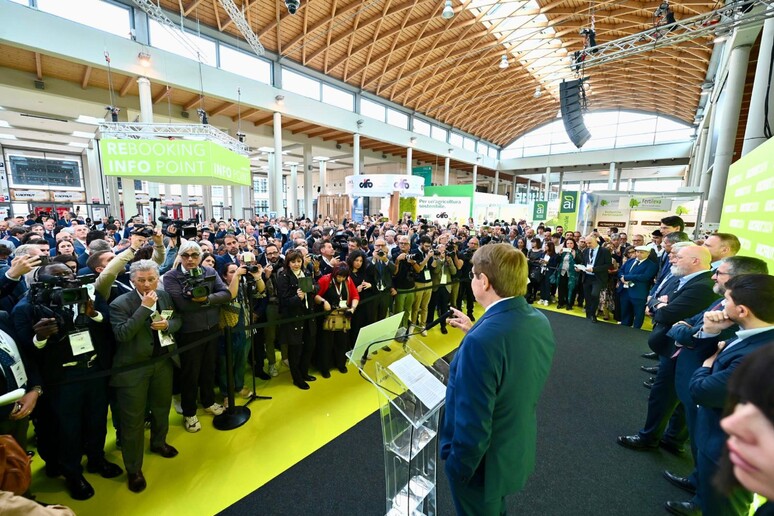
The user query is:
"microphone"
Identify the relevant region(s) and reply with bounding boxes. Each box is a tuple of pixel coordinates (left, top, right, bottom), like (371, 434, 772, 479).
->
(358, 309, 454, 368)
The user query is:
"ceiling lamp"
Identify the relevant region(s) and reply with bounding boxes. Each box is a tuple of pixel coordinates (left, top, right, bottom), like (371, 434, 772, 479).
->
(499, 55, 509, 69)
(442, 0, 454, 19)
(138, 51, 151, 68)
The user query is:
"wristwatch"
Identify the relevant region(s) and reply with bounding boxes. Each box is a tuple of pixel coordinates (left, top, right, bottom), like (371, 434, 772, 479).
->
(31, 385, 43, 397)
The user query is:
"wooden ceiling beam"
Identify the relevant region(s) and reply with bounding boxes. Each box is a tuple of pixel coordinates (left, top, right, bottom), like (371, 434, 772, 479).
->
(152, 86, 172, 105)
(252, 114, 275, 126)
(34, 52, 42, 80)
(118, 76, 134, 97)
(184, 0, 208, 16)
(232, 107, 259, 121)
(210, 102, 232, 117)
(183, 96, 203, 111)
(81, 66, 92, 89)
(364, 0, 418, 91)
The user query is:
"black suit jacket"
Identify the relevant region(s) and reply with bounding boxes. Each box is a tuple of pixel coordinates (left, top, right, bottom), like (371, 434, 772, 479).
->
(648, 271, 719, 356)
(582, 246, 612, 284)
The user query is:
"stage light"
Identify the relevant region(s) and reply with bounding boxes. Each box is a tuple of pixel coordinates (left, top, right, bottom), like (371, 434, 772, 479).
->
(275, 95, 285, 106)
(197, 108, 209, 125)
(442, 0, 454, 19)
(138, 51, 151, 68)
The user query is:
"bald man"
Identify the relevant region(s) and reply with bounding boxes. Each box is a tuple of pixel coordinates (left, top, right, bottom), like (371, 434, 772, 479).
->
(618, 244, 720, 454)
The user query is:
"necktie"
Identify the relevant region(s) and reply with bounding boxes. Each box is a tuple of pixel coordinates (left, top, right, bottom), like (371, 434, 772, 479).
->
(589, 249, 595, 265)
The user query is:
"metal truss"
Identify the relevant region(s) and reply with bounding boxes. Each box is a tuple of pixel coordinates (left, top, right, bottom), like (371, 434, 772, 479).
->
(97, 122, 250, 155)
(575, 0, 774, 70)
(130, 0, 209, 62)
(217, 0, 265, 56)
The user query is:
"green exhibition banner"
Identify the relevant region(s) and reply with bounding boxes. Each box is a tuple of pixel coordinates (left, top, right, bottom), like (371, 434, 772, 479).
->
(412, 166, 433, 187)
(99, 139, 251, 186)
(719, 136, 774, 272)
(557, 190, 579, 232)
(533, 201, 548, 221)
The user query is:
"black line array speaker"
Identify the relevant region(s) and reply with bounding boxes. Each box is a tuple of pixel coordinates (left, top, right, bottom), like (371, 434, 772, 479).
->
(559, 79, 591, 149)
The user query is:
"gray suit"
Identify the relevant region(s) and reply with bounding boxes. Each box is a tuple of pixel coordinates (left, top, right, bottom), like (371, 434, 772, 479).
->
(109, 289, 182, 475)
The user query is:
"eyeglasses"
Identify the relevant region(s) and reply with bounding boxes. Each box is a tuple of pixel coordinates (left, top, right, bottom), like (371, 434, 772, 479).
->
(180, 253, 200, 259)
(468, 271, 478, 280)
(712, 270, 731, 277)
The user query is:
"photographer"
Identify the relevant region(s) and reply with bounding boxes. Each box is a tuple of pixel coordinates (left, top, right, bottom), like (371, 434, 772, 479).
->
(429, 243, 457, 335)
(217, 259, 265, 402)
(370, 238, 396, 321)
(410, 236, 436, 335)
(257, 243, 284, 377)
(12, 263, 122, 500)
(317, 240, 341, 277)
(453, 236, 479, 321)
(163, 241, 231, 433)
(392, 236, 422, 329)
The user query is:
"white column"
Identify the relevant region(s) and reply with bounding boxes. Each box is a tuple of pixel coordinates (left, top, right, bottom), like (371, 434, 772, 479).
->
(742, 18, 774, 156)
(83, 147, 103, 205)
(699, 101, 717, 198)
(615, 168, 622, 191)
(444, 157, 450, 186)
(706, 44, 752, 224)
(558, 171, 565, 195)
(544, 167, 551, 200)
(272, 112, 283, 214)
(691, 126, 709, 188)
(526, 178, 531, 200)
(137, 77, 160, 210)
(512, 176, 518, 203)
(319, 159, 328, 196)
(494, 169, 500, 195)
(289, 163, 298, 218)
(406, 147, 413, 175)
(303, 143, 313, 218)
(232, 185, 244, 215)
(202, 185, 213, 221)
(353, 134, 361, 176)
(608, 162, 616, 191)
(472, 164, 478, 192)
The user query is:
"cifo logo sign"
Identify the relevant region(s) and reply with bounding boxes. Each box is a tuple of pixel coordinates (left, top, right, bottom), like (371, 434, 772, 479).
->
(393, 179, 410, 189)
(359, 179, 374, 188)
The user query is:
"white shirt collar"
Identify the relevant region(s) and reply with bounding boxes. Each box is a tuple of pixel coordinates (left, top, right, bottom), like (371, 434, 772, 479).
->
(484, 296, 515, 312)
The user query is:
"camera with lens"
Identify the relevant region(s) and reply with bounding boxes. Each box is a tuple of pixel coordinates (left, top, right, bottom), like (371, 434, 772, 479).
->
(182, 267, 214, 299)
(309, 254, 322, 261)
(285, 0, 300, 14)
(375, 250, 386, 258)
(131, 225, 154, 238)
(330, 231, 349, 252)
(158, 215, 198, 239)
(407, 252, 422, 262)
(31, 274, 97, 329)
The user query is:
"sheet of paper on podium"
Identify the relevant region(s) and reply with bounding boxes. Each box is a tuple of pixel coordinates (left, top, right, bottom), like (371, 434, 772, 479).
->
(388, 354, 446, 410)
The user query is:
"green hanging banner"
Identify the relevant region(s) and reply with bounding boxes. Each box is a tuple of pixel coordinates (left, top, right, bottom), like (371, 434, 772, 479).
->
(557, 191, 579, 231)
(533, 200, 548, 221)
(99, 139, 251, 186)
(412, 166, 433, 187)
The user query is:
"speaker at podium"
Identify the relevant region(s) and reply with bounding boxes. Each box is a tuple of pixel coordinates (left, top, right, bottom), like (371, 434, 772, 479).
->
(560, 79, 591, 149)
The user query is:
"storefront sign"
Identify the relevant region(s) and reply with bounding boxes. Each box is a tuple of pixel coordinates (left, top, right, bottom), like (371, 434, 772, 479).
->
(99, 139, 251, 186)
(345, 174, 425, 197)
(163, 195, 182, 206)
(52, 191, 86, 203)
(188, 195, 204, 206)
(532, 201, 548, 221)
(135, 193, 150, 203)
(10, 189, 50, 202)
(621, 196, 671, 211)
(595, 207, 630, 230)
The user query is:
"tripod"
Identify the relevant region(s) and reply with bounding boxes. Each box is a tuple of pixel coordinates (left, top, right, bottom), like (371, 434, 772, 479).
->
(242, 273, 272, 407)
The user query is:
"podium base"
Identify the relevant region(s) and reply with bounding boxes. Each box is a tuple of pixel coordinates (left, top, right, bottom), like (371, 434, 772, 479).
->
(213, 406, 251, 430)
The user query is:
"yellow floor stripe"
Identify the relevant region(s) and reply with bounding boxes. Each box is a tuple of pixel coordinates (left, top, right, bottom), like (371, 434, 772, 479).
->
(29, 319, 467, 515)
(536, 301, 654, 332)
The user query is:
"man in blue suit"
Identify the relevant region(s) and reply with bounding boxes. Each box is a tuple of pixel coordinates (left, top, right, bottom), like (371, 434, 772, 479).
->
(617, 245, 658, 329)
(441, 244, 555, 515)
(682, 274, 774, 516)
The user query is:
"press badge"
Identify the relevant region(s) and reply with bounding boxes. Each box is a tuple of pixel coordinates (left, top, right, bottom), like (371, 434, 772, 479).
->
(160, 309, 174, 320)
(339, 300, 348, 308)
(10, 362, 26, 388)
(440, 273, 448, 284)
(424, 269, 431, 281)
(69, 331, 94, 356)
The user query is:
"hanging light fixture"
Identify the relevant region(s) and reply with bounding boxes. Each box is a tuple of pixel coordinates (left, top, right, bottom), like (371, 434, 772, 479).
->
(442, 0, 454, 19)
(138, 50, 151, 67)
(499, 55, 509, 69)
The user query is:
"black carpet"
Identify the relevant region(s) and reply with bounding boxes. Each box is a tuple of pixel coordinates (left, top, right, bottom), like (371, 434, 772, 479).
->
(220, 309, 693, 516)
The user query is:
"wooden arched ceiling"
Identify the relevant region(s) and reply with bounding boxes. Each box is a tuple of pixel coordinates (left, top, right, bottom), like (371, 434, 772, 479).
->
(161, 0, 717, 145)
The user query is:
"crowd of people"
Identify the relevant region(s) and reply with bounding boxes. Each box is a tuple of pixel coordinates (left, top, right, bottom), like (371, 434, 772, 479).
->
(0, 208, 771, 516)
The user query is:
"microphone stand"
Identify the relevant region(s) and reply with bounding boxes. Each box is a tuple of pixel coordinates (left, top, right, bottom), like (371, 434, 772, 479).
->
(242, 273, 272, 407)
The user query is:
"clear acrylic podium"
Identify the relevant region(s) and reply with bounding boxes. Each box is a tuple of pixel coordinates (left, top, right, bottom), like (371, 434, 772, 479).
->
(348, 336, 449, 516)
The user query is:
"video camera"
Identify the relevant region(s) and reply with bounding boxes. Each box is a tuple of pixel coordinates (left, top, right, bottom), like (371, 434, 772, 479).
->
(131, 225, 155, 238)
(159, 215, 198, 239)
(330, 231, 349, 252)
(182, 267, 214, 299)
(30, 274, 96, 307)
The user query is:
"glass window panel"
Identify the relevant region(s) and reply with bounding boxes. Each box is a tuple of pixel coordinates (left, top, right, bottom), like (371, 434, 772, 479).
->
(282, 69, 321, 100)
(616, 134, 654, 148)
(431, 125, 448, 142)
(592, 123, 618, 139)
(617, 119, 656, 136)
(414, 119, 431, 136)
(654, 128, 694, 144)
(500, 147, 522, 159)
(524, 144, 551, 157)
(549, 142, 577, 154)
(449, 132, 464, 147)
(488, 146, 499, 159)
(582, 137, 616, 151)
(149, 19, 217, 63)
(386, 109, 409, 129)
(361, 98, 386, 121)
(220, 46, 271, 84)
(10, 0, 29, 4)
(322, 84, 354, 110)
(617, 111, 651, 123)
(463, 137, 476, 151)
(38, 0, 131, 38)
(656, 116, 690, 132)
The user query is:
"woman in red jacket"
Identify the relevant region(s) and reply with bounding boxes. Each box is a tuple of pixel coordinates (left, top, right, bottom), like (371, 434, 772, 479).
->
(314, 263, 359, 377)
